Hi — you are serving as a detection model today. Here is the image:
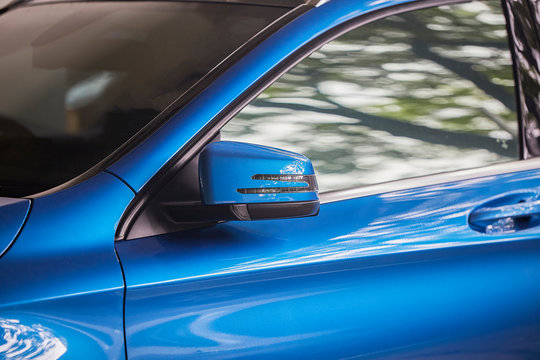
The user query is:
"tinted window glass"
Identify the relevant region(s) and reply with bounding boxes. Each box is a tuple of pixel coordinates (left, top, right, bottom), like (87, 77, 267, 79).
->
(223, 2, 518, 192)
(0, 2, 287, 197)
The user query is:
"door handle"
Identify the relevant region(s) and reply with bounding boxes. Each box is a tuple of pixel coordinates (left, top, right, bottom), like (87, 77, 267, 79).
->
(469, 199, 540, 223)
(469, 193, 540, 234)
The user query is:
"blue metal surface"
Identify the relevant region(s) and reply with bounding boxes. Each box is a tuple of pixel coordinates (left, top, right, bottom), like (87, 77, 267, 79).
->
(469, 192, 540, 233)
(0, 197, 30, 257)
(116, 168, 540, 359)
(0, 172, 134, 359)
(1, 0, 539, 359)
(199, 141, 317, 204)
(107, 0, 415, 192)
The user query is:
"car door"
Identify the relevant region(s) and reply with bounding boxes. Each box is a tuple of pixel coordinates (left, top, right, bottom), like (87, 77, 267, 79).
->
(114, 0, 540, 358)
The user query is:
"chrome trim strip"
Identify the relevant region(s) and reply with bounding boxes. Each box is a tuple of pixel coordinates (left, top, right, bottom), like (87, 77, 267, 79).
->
(237, 186, 315, 194)
(252, 174, 314, 183)
(320, 158, 540, 204)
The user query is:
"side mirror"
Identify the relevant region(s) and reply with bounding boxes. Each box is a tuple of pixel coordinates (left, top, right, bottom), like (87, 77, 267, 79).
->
(198, 141, 319, 221)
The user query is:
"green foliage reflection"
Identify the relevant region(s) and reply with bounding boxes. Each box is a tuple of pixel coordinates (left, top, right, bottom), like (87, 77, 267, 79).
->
(223, 2, 518, 191)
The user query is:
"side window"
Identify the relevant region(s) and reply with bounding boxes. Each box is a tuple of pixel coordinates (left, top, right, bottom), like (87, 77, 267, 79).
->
(222, 1, 518, 192)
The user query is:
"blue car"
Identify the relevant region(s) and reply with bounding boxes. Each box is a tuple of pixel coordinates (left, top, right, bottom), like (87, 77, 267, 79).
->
(2, 0, 540, 358)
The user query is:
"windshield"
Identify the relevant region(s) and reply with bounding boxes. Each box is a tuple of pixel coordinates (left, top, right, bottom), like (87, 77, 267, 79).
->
(0, 1, 288, 197)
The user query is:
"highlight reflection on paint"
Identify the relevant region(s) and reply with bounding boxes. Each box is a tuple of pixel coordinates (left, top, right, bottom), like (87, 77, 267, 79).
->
(0, 318, 66, 360)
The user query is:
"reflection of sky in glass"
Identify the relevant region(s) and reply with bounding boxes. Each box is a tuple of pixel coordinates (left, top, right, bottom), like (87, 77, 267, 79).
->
(223, 2, 518, 192)
(0, 318, 67, 359)
(65, 71, 120, 110)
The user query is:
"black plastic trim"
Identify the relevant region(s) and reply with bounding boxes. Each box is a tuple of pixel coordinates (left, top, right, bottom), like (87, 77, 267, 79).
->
(162, 200, 319, 223)
(504, 0, 540, 159)
(247, 200, 319, 220)
(501, 0, 526, 159)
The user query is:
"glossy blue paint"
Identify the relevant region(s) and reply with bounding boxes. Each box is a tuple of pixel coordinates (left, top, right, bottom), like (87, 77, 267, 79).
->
(0, 172, 134, 359)
(0, 197, 30, 257)
(116, 167, 540, 359)
(199, 141, 317, 204)
(108, 0, 415, 192)
(2, 0, 538, 359)
(469, 192, 540, 233)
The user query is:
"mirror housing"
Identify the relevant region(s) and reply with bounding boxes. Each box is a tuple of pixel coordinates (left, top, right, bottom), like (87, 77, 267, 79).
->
(198, 141, 319, 220)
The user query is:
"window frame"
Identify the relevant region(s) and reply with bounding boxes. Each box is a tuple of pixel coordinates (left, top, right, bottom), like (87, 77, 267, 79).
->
(503, 0, 540, 158)
(115, 0, 531, 240)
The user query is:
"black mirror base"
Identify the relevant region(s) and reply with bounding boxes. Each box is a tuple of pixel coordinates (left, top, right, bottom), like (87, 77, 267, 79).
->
(163, 200, 320, 222)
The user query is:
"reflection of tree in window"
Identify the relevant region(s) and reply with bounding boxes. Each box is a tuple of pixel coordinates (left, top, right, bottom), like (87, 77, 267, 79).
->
(223, 2, 518, 192)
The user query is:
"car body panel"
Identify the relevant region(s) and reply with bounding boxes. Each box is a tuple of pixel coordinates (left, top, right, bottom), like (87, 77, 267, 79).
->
(0, 172, 134, 359)
(107, 0, 417, 192)
(116, 165, 540, 358)
(0, 197, 30, 257)
(2, 0, 540, 358)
